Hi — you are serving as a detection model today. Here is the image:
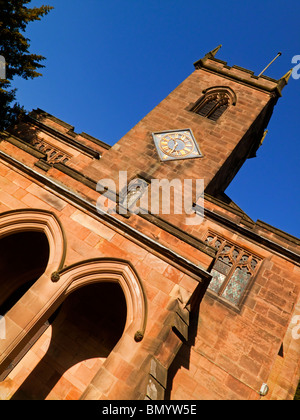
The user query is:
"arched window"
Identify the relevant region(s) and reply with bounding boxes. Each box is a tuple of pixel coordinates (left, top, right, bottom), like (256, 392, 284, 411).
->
(191, 87, 236, 122)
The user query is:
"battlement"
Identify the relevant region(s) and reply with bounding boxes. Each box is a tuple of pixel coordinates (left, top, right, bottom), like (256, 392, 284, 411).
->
(194, 46, 292, 96)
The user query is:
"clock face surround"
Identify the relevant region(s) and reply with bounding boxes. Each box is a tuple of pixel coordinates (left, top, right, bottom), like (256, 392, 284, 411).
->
(152, 129, 203, 161)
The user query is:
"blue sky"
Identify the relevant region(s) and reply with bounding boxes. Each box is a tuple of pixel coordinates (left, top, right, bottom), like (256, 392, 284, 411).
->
(11, 0, 300, 238)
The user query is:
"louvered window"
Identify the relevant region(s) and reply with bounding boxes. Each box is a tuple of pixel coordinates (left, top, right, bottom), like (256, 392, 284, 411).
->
(196, 98, 219, 117)
(191, 90, 231, 121)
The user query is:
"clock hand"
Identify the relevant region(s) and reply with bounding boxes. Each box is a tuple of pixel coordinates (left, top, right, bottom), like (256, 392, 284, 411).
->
(170, 141, 178, 153)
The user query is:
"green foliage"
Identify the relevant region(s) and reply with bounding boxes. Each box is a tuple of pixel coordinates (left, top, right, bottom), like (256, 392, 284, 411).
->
(0, 0, 53, 130)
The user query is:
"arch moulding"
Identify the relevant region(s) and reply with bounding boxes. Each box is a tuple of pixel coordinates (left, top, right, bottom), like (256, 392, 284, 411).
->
(0, 208, 67, 275)
(58, 258, 148, 342)
(0, 209, 67, 371)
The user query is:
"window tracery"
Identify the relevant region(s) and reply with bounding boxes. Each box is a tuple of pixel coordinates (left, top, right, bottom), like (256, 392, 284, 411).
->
(205, 232, 260, 307)
(191, 87, 236, 121)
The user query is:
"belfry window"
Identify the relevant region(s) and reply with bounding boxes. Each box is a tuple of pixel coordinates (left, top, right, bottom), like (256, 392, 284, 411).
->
(191, 87, 236, 122)
(205, 232, 261, 307)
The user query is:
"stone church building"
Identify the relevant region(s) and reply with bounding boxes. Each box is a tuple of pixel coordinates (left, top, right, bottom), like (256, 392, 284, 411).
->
(0, 47, 299, 400)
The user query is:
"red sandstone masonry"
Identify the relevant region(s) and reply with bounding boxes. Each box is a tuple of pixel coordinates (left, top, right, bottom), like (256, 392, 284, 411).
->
(1, 135, 299, 400)
(0, 158, 206, 400)
(0, 54, 299, 400)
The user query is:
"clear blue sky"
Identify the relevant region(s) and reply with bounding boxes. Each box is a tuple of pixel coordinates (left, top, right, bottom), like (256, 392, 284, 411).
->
(12, 0, 300, 238)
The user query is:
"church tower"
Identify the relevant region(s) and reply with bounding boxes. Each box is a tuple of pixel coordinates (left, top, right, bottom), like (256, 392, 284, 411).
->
(82, 45, 291, 230)
(0, 47, 299, 401)
(87, 45, 288, 191)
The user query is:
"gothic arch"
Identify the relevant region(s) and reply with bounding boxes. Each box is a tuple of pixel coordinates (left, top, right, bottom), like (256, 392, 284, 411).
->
(0, 208, 67, 276)
(190, 86, 237, 121)
(4, 256, 148, 399)
(201, 86, 237, 105)
(1, 251, 147, 387)
(58, 258, 148, 342)
(0, 209, 67, 373)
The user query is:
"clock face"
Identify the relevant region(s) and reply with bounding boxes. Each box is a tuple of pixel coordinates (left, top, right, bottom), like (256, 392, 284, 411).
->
(152, 129, 202, 161)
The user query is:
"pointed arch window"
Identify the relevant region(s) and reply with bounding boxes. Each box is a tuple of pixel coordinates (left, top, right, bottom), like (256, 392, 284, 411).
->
(191, 87, 236, 122)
